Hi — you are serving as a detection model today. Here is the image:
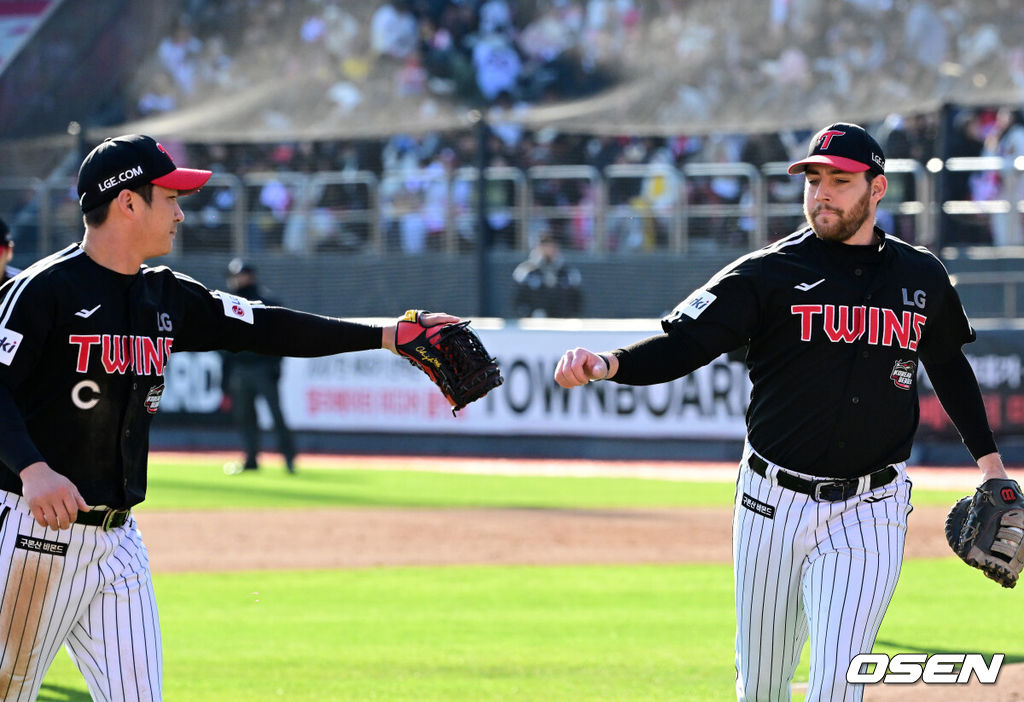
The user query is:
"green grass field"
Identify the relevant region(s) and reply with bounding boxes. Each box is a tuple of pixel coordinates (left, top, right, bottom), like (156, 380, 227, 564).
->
(36, 457, 1018, 701)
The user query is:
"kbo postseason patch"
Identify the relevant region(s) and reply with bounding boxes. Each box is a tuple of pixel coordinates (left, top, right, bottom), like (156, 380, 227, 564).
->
(890, 359, 916, 390)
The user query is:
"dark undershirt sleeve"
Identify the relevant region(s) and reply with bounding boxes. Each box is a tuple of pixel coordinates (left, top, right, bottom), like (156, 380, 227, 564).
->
(610, 327, 726, 386)
(179, 305, 385, 356)
(241, 307, 383, 357)
(0, 382, 45, 475)
(922, 351, 998, 460)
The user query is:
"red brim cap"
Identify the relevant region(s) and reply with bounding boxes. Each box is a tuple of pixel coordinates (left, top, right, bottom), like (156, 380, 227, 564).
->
(151, 167, 213, 193)
(787, 155, 871, 175)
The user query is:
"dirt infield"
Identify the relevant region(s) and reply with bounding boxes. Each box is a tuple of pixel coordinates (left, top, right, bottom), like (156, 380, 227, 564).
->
(136, 454, 1021, 701)
(137, 504, 959, 573)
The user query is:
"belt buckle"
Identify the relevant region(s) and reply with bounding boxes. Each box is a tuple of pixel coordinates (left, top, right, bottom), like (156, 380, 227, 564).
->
(101, 509, 127, 530)
(813, 480, 849, 502)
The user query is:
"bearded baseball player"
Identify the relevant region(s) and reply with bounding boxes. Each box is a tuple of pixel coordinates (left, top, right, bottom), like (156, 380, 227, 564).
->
(555, 123, 1021, 701)
(0, 135, 471, 701)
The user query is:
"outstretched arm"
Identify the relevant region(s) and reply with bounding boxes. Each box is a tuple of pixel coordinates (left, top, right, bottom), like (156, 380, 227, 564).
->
(554, 325, 730, 389)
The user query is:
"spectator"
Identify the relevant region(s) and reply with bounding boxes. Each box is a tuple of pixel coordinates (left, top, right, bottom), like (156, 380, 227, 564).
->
(135, 71, 179, 117)
(981, 107, 1024, 245)
(370, 1, 418, 59)
(472, 31, 523, 103)
(221, 259, 297, 475)
(157, 23, 202, 96)
(512, 233, 583, 317)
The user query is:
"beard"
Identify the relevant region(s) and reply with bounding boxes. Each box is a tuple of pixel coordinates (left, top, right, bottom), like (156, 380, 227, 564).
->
(804, 186, 873, 243)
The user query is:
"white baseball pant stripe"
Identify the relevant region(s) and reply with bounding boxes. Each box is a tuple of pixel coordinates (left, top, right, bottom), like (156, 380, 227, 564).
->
(0, 490, 162, 701)
(733, 445, 912, 702)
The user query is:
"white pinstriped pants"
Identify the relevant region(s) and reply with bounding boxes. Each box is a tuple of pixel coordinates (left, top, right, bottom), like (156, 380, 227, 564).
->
(733, 446, 913, 702)
(0, 491, 162, 701)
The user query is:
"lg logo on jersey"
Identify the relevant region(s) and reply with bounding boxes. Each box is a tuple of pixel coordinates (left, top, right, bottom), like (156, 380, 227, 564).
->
(902, 288, 927, 309)
(847, 652, 1003, 685)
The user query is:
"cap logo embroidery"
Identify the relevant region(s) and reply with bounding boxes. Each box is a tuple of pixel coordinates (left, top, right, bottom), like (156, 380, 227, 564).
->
(817, 130, 846, 150)
(98, 166, 144, 192)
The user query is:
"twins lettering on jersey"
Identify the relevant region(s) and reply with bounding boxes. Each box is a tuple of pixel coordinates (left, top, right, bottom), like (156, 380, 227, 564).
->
(792, 304, 927, 351)
(69, 334, 174, 375)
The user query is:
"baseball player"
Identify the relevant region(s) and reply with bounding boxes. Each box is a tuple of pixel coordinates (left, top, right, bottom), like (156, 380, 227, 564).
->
(555, 123, 1013, 701)
(0, 134, 458, 701)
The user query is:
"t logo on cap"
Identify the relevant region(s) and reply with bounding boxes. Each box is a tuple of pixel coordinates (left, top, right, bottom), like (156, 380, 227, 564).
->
(787, 122, 885, 176)
(817, 130, 846, 150)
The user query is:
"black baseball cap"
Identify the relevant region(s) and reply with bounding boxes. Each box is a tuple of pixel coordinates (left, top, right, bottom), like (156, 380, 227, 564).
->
(0, 217, 9, 247)
(77, 134, 212, 212)
(226, 258, 255, 276)
(787, 122, 885, 175)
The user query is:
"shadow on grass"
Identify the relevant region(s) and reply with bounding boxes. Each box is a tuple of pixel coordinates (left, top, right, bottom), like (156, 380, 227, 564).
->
(875, 639, 1024, 664)
(38, 683, 91, 701)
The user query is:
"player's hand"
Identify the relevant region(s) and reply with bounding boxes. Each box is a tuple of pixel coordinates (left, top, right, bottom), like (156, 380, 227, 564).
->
(20, 462, 90, 530)
(382, 311, 461, 354)
(554, 348, 614, 387)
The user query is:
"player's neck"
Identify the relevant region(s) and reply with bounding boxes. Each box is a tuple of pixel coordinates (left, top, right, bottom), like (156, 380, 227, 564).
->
(80, 229, 145, 275)
(841, 224, 879, 247)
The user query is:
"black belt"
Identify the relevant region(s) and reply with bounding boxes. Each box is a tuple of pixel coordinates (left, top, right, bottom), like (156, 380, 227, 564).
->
(747, 454, 897, 502)
(76, 508, 131, 530)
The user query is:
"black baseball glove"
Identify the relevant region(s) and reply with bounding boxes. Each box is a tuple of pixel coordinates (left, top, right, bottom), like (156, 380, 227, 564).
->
(944, 478, 1024, 588)
(394, 310, 503, 414)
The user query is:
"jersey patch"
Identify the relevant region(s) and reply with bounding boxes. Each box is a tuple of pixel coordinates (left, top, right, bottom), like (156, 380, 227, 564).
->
(144, 383, 165, 413)
(213, 291, 255, 325)
(16, 535, 68, 556)
(741, 493, 776, 519)
(890, 360, 916, 390)
(0, 327, 23, 366)
(677, 290, 718, 320)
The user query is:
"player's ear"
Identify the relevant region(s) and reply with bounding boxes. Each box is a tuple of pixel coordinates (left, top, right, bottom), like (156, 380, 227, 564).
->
(115, 189, 135, 215)
(870, 174, 887, 203)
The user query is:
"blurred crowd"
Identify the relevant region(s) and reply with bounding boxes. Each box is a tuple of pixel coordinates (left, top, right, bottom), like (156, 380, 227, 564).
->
(121, 0, 1024, 255)
(133, 0, 1024, 127)
(164, 103, 1022, 255)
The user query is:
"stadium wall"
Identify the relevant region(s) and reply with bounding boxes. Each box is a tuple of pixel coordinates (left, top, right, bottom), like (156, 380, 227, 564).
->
(150, 322, 1024, 467)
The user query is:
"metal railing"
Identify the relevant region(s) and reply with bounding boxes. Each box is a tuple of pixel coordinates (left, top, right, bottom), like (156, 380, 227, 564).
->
(949, 271, 1024, 318)
(2, 157, 1022, 259)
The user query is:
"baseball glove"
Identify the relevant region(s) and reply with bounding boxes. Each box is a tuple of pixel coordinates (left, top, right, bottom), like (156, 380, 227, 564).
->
(395, 309, 503, 414)
(944, 478, 1024, 588)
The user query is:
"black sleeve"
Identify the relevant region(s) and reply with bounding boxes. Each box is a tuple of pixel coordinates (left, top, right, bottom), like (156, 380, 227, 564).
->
(917, 277, 976, 365)
(922, 351, 998, 460)
(611, 326, 725, 386)
(223, 307, 383, 357)
(165, 271, 383, 355)
(0, 382, 45, 475)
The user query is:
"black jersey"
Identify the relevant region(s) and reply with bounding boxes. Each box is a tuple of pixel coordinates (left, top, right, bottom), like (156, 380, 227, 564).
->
(659, 227, 975, 476)
(0, 244, 380, 507)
